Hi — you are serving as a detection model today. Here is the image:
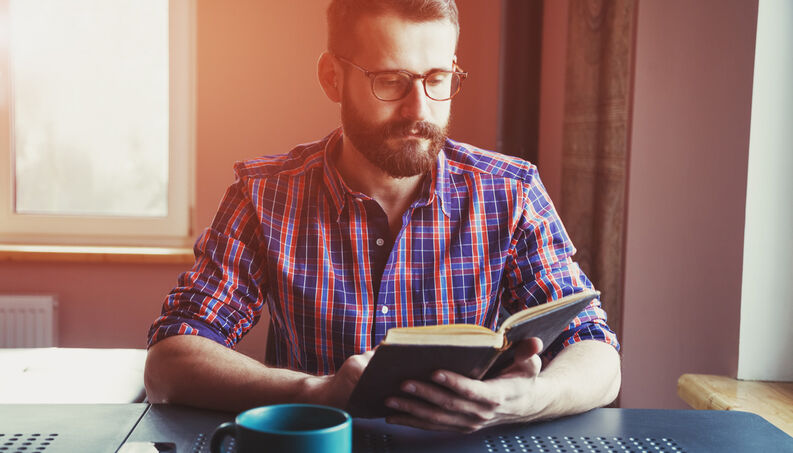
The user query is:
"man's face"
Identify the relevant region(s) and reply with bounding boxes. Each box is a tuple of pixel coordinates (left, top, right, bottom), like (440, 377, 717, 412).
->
(339, 14, 457, 178)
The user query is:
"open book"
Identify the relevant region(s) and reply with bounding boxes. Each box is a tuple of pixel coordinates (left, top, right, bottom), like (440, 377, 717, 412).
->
(346, 290, 599, 418)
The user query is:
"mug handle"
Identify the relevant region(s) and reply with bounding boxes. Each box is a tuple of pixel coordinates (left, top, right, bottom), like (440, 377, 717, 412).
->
(209, 422, 236, 453)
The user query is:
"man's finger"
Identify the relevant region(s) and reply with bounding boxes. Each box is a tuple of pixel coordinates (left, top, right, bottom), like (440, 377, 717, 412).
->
(386, 414, 481, 433)
(502, 338, 543, 376)
(426, 370, 505, 407)
(399, 379, 497, 420)
(514, 337, 543, 359)
(385, 396, 485, 432)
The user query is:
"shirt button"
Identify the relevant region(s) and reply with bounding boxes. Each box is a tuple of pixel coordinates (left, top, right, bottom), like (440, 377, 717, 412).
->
(376, 238, 385, 246)
(381, 305, 389, 314)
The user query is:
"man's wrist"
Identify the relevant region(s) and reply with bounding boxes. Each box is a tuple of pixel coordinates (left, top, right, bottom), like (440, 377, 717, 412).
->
(298, 374, 332, 406)
(527, 374, 557, 419)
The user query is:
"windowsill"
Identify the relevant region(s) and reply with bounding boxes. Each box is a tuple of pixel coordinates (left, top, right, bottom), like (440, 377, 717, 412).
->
(0, 244, 194, 265)
(678, 373, 793, 437)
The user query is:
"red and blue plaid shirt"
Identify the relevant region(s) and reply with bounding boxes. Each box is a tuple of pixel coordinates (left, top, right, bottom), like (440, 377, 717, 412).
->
(148, 129, 619, 375)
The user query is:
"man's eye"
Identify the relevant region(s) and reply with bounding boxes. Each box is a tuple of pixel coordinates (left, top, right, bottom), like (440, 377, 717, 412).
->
(426, 73, 451, 86)
(378, 76, 405, 86)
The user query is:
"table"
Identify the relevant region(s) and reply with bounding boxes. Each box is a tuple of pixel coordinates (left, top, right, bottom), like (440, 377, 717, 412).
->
(678, 373, 793, 436)
(1, 404, 792, 452)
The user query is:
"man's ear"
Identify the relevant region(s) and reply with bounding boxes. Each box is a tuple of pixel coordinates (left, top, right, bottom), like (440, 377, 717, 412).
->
(317, 52, 342, 103)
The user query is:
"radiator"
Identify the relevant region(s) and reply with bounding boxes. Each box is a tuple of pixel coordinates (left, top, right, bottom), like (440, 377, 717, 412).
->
(0, 295, 58, 348)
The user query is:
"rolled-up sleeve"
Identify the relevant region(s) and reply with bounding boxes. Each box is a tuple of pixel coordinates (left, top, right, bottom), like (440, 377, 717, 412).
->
(500, 167, 620, 359)
(147, 175, 267, 349)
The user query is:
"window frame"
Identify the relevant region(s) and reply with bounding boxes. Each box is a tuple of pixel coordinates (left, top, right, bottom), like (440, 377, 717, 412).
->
(0, 0, 195, 247)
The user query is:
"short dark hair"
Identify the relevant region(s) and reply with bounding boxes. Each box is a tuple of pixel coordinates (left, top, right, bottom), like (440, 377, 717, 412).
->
(327, 0, 460, 57)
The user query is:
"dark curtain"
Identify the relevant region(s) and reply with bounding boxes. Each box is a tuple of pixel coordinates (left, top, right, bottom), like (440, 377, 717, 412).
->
(497, 0, 635, 343)
(559, 0, 635, 341)
(498, 0, 543, 162)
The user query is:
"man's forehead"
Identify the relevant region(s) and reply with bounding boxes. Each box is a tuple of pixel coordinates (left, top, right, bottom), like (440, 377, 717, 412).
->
(350, 13, 458, 69)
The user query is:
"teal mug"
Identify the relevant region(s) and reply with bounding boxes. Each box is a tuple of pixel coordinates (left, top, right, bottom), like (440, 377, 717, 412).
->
(210, 404, 352, 453)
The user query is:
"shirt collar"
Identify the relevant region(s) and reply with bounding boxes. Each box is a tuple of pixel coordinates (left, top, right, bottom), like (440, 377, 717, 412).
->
(321, 128, 349, 220)
(420, 145, 452, 218)
(322, 129, 452, 220)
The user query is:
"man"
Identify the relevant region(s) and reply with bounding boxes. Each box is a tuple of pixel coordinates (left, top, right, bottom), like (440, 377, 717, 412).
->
(145, 0, 621, 433)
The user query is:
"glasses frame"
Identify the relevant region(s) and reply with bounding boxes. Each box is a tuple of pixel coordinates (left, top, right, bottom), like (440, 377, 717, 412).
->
(333, 54, 468, 102)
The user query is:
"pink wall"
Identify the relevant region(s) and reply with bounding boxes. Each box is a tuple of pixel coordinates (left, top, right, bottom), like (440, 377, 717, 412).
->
(0, 1, 502, 363)
(0, 261, 185, 349)
(620, 0, 757, 408)
(196, 0, 500, 229)
(3, 1, 758, 412)
(194, 2, 338, 229)
(453, 0, 501, 151)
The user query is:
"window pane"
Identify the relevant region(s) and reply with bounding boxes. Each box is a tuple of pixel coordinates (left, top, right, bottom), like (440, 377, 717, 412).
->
(10, 0, 169, 217)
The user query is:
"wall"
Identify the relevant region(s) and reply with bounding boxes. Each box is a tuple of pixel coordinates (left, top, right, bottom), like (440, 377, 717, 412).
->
(0, 261, 184, 349)
(620, 0, 758, 408)
(738, 0, 793, 381)
(453, 0, 501, 150)
(0, 1, 502, 363)
(4, 0, 761, 410)
(0, 0, 764, 410)
(196, 0, 500, 230)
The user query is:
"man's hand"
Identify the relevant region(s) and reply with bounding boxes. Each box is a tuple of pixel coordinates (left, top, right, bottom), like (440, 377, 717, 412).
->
(307, 350, 375, 409)
(383, 338, 545, 432)
(383, 339, 621, 433)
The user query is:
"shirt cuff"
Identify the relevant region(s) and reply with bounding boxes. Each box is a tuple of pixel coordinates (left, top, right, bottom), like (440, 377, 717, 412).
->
(543, 320, 620, 360)
(147, 318, 230, 349)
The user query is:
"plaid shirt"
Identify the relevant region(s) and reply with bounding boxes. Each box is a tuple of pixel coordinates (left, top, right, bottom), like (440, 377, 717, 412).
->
(148, 129, 619, 375)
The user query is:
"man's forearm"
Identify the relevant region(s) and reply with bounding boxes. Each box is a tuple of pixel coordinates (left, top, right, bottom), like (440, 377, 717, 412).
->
(144, 335, 326, 412)
(532, 340, 621, 420)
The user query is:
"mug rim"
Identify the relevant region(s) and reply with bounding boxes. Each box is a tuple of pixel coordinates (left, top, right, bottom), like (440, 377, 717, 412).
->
(236, 403, 352, 435)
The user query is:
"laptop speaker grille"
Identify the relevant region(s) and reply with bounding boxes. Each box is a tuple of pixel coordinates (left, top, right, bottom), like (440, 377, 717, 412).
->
(482, 435, 686, 453)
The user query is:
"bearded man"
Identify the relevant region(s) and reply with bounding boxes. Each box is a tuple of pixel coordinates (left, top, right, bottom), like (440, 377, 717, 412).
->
(145, 0, 621, 432)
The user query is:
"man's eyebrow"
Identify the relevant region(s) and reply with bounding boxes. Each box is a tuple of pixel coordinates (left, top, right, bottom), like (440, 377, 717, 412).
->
(425, 66, 455, 73)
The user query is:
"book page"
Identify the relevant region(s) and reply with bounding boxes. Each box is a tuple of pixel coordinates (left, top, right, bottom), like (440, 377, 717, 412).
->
(384, 324, 502, 347)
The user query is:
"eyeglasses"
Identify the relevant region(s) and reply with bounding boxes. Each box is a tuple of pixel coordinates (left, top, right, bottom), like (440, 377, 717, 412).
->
(334, 54, 468, 102)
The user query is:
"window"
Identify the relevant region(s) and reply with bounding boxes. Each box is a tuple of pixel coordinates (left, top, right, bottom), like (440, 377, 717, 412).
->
(737, 0, 793, 381)
(0, 0, 194, 246)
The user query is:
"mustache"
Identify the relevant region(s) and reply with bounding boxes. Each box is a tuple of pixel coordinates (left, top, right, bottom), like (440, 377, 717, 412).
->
(383, 120, 445, 139)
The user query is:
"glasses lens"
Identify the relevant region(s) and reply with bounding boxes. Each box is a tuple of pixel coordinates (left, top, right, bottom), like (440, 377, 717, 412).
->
(372, 72, 412, 101)
(425, 71, 460, 101)
(371, 70, 463, 101)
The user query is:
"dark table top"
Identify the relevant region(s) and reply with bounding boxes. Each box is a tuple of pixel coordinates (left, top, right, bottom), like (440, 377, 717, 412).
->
(1, 404, 792, 453)
(127, 405, 793, 453)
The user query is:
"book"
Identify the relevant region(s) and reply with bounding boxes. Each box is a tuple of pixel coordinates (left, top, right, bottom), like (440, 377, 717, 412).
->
(345, 290, 599, 418)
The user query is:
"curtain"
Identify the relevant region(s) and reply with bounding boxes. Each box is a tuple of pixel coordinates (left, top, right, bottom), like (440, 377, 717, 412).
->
(559, 0, 636, 341)
(498, 0, 544, 162)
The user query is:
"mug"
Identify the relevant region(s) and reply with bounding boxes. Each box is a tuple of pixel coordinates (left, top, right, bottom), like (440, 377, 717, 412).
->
(210, 404, 352, 453)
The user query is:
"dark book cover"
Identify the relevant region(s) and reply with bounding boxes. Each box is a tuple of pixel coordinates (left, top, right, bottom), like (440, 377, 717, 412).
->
(345, 344, 495, 418)
(346, 293, 597, 418)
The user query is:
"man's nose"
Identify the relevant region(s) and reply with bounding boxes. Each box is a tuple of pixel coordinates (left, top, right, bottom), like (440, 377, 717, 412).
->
(399, 79, 432, 121)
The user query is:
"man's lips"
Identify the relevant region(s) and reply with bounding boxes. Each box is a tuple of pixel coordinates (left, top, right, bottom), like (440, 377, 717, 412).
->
(390, 135, 429, 143)
(396, 130, 430, 139)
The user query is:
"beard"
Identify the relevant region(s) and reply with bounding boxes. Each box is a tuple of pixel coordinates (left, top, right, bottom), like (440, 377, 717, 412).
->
(340, 93, 448, 178)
